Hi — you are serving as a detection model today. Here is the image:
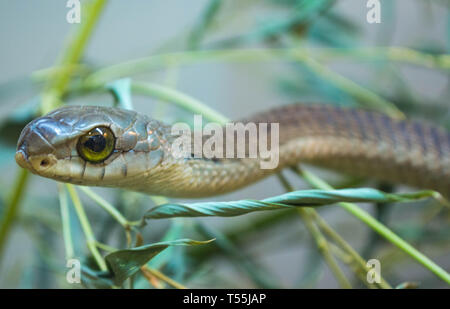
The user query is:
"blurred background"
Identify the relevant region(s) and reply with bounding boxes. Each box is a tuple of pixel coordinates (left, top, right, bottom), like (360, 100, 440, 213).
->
(0, 0, 449, 288)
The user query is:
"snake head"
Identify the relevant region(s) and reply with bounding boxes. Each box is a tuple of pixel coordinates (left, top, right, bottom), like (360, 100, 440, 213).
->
(16, 113, 73, 176)
(15, 105, 165, 187)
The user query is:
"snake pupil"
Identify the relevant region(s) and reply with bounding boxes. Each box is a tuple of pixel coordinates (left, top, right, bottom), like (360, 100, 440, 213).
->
(84, 135, 106, 153)
(76, 126, 115, 163)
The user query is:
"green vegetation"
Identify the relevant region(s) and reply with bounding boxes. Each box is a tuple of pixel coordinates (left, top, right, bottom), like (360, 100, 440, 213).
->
(0, 0, 449, 288)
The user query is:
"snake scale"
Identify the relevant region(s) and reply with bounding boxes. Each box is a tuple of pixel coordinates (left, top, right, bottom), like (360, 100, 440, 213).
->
(15, 104, 450, 198)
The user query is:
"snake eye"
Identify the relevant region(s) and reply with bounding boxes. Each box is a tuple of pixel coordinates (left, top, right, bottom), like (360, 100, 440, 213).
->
(77, 126, 115, 163)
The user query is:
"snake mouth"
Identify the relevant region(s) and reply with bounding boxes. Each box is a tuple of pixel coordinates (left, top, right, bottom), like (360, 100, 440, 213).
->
(15, 149, 32, 170)
(15, 149, 57, 174)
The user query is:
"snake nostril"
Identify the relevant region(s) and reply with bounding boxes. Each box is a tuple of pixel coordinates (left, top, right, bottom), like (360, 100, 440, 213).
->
(40, 159, 50, 167)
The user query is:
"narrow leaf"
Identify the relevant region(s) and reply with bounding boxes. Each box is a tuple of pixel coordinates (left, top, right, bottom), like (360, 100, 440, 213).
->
(145, 188, 435, 219)
(105, 238, 214, 285)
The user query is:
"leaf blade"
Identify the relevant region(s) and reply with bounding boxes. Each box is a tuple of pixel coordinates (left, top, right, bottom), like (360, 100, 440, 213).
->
(144, 188, 435, 219)
(105, 238, 214, 285)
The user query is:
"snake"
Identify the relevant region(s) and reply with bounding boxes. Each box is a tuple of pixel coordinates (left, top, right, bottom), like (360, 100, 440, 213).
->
(14, 104, 450, 199)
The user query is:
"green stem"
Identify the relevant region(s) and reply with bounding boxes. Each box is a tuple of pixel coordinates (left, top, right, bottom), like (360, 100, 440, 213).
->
(41, 0, 108, 114)
(83, 47, 450, 86)
(297, 167, 450, 285)
(132, 81, 230, 123)
(307, 208, 391, 288)
(318, 47, 450, 69)
(149, 196, 171, 206)
(300, 56, 404, 118)
(141, 265, 187, 289)
(78, 186, 137, 247)
(277, 173, 392, 288)
(298, 209, 352, 289)
(78, 186, 130, 228)
(0, 169, 29, 263)
(58, 184, 74, 259)
(66, 184, 107, 271)
(276, 174, 352, 288)
(95, 241, 117, 253)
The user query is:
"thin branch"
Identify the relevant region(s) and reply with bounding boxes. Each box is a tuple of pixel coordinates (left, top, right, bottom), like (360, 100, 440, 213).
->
(295, 166, 450, 285)
(81, 47, 450, 86)
(277, 173, 352, 289)
(141, 265, 187, 289)
(41, 0, 108, 113)
(0, 169, 29, 263)
(66, 184, 107, 271)
(58, 184, 74, 259)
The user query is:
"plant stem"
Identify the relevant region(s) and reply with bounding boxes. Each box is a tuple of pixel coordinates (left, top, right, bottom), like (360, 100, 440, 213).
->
(298, 209, 352, 288)
(278, 172, 392, 288)
(83, 47, 450, 87)
(141, 265, 187, 289)
(300, 56, 403, 118)
(58, 184, 74, 259)
(95, 241, 117, 253)
(307, 208, 391, 288)
(78, 186, 137, 248)
(78, 187, 130, 228)
(277, 173, 352, 288)
(296, 167, 450, 285)
(0, 169, 29, 263)
(41, 0, 108, 113)
(66, 184, 107, 271)
(132, 81, 230, 123)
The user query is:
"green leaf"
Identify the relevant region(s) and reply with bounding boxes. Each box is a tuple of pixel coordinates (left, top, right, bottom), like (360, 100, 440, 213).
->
(80, 266, 115, 289)
(106, 78, 133, 110)
(144, 188, 435, 219)
(104, 238, 214, 285)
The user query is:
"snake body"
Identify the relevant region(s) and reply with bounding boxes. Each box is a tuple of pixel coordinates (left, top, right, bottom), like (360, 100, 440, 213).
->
(15, 104, 450, 198)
